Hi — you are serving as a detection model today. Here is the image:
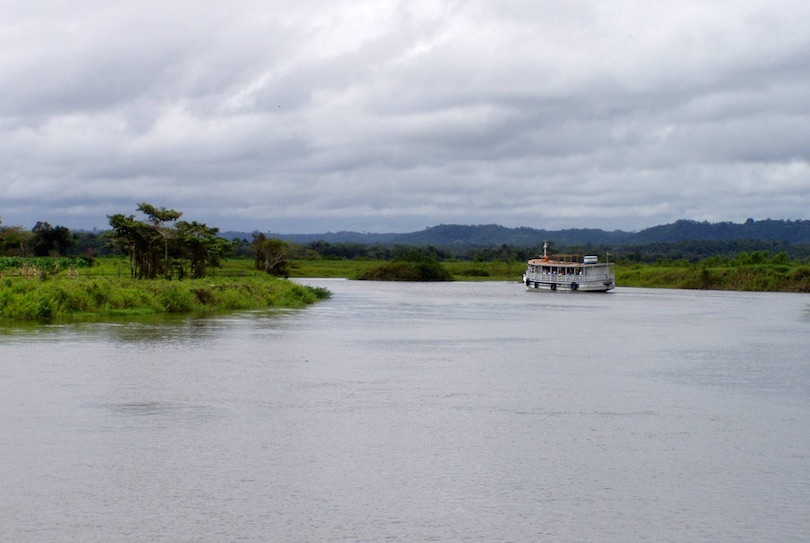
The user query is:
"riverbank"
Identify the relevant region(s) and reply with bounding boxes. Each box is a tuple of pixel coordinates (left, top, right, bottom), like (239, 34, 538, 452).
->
(288, 258, 810, 292)
(616, 262, 810, 292)
(0, 275, 330, 322)
(4, 255, 807, 323)
(289, 259, 525, 281)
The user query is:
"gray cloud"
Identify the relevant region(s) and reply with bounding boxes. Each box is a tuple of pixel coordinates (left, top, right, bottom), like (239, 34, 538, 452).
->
(2, 0, 809, 233)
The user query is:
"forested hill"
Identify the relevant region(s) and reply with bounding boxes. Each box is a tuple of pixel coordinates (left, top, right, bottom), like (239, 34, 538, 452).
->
(231, 219, 810, 247)
(630, 219, 810, 244)
(391, 224, 632, 246)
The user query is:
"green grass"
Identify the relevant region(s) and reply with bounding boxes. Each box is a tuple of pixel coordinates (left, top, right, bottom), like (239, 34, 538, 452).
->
(616, 262, 810, 292)
(287, 259, 382, 279)
(0, 272, 330, 322)
(76, 256, 527, 282)
(288, 258, 526, 281)
(443, 260, 525, 281)
(3, 256, 806, 323)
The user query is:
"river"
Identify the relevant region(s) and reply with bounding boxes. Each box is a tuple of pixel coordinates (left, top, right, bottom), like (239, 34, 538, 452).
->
(1, 280, 809, 542)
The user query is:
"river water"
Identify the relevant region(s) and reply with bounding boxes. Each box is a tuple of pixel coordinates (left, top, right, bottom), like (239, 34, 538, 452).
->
(1, 280, 809, 542)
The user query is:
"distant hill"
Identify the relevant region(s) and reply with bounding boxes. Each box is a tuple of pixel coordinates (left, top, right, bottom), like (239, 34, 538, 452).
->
(629, 219, 810, 244)
(223, 224, 633, 247)
(392, 224, 632, 247)
(224, 219, 810, 248)
(222, 230, 401, 244)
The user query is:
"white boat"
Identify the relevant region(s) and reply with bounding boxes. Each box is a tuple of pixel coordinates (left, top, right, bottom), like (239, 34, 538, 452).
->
(523, 241, 615, 292)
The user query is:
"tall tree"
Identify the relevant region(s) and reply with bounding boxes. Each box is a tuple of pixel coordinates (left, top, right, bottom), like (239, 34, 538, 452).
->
(137, 203, 182, 278)
(0, 218, 33, 256)
(108, 204, 230, 279)
(108, 213, 156, 278)
(176, 221, 232, 278)
(252, 232, 290, 277)
(31, 222, 73, 256)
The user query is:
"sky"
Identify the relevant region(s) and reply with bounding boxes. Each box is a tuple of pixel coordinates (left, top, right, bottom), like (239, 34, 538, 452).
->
(2, 0, 809, 234)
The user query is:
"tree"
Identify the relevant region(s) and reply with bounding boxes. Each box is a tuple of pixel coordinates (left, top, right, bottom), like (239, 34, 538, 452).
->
(108, 213, 156, 278)
(252, 232, 291, 277)
(31, 222, 73, 256)
(175, 221, 233, 278)
(137, 203, 182, 277)
(108, 203, 228, 279)
(0, 218, 33, 256)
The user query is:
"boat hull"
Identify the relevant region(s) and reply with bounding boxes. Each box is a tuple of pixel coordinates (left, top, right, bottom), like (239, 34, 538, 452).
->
(523, 276, 614, 292)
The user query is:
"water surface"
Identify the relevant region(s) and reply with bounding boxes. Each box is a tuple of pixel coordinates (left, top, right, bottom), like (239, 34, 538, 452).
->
(2, 282, 809, 542)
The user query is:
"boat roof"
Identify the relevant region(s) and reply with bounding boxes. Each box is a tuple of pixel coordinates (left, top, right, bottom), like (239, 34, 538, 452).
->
(528, 256, 610, 266)
(528, 242, 609, 266)
(528, 254, 582, 265)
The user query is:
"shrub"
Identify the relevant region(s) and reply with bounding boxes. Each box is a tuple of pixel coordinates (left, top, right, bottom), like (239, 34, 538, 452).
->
(0, 274, 330, 321)
(358, 249, 453, 282)
(157, 284, 197, 313)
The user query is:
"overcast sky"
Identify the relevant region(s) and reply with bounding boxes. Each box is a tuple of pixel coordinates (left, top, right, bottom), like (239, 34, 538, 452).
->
(2, 0, 809, 233)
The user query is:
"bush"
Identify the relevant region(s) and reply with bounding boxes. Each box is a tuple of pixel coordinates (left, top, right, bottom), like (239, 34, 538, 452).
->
(0, 264, 332, 321)
(358, 251, 453, 282)
(156, 284, 197, 313)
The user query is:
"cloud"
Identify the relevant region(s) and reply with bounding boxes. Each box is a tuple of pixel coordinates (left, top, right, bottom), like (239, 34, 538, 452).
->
(1, 0, 809, 233)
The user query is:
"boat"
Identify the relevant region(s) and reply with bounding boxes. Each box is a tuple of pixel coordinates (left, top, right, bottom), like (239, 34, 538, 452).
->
(523, 241, 615, 292)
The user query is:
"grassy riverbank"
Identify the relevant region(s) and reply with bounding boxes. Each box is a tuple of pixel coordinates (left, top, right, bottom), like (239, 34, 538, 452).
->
(289, 259, 525, 281)
(289, 258, 810, 292)
(616, 262, 810, 292)
(0, 274, 330, 322)
(3, 254, 807, 323)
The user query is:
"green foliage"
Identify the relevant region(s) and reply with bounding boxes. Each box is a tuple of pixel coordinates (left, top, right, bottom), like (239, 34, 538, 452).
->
(0, 275, 331, 322)
(617, 259, 810, 292)
(0, 256, 91, 274)
(31, 222, 73, 256)
(252, 233, 291, 277)
(107, 203, 231, 279)
(156, 284, 197, 313)
(358, 251, 453, 281)
(0, 225, 33, 256)
(175, 220, 234, 278)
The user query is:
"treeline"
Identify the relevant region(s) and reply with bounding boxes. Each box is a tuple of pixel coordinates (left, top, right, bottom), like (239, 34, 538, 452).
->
(4, 214, 810, 267)
(0, 205, 294, 280)
(248, 219, 810, 247)
(630, 218, 810, 244)
(573, 239, 810, 263)
(0, 220, 86, 257)
(278, 239, 810, 264)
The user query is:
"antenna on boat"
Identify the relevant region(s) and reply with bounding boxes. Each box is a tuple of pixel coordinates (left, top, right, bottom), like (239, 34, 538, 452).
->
(543, 241, 548, 259)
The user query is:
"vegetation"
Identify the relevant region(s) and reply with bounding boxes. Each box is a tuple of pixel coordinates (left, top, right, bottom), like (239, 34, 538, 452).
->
(107, 203, 233, 279)
(228, 218, 810, 249)
(358, 250, 454, 282)
(616, 252, 810, 292)
(0, 208, 327, 322)
(0, 274, 330, 322)
(285, 258, 522, 281)
(285, 255, 810, 292)
(0, 256, 92, 276)
(251, 232, 291, 277)
(3, 213, 810, 312)
(30, 222, 73, 256)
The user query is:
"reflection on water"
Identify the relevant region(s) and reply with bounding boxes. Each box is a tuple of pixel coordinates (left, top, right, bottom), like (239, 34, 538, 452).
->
(0, 308, 303, 345)
(1, 281, 809, 542)
(94, 401, 225, 428)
